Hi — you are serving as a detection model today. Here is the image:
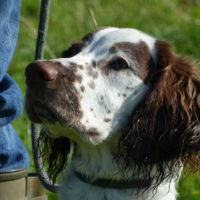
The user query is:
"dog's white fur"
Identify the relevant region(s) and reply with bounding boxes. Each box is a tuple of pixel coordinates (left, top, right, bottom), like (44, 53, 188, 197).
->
(42, 28, 181, 200)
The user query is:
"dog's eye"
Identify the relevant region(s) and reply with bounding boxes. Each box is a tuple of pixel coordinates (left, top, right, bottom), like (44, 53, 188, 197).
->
(110, 58, 129, 70)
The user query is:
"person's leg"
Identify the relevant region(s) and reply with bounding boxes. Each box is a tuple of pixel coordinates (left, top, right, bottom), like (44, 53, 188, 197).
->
(0, 0, 21, 80)
(0, 124, 29, 169)
(0, 0, 29, 170)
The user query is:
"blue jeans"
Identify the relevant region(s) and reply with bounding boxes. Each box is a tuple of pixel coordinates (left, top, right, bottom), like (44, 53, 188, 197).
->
(0, 0, 29, 169)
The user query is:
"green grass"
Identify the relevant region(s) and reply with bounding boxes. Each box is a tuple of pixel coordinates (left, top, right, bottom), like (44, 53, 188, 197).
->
(9, 0, 200, 199)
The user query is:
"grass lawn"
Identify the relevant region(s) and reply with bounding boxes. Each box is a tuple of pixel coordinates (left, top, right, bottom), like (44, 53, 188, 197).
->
(9, 0, 200, 199)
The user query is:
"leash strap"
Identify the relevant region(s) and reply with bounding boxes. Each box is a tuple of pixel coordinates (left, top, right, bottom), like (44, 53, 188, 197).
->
(31, 0, 59, 193)
(35, 0, 51, 60)
(75, 171, 152, 189)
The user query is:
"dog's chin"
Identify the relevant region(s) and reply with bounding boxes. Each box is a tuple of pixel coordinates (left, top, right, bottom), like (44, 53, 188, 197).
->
(43, 122, 85, 143)
(26, 101, 60, 124)
(42, 122, 107, 145)
(27, 102, 108, 144)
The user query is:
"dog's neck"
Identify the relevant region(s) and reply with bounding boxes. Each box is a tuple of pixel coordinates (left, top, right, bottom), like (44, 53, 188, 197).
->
(61, 137, 178, 200)
(71, 136, 123, 180)
(46, 123, 127, 179)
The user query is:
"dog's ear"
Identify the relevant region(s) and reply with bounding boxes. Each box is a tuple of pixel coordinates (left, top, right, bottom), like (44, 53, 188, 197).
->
(62, 40, 85, 58)
(61, 30, 94, 58)
(38, 128, 71, 183)
(61, 28, 101, 58)
(117, 40, 200, 180)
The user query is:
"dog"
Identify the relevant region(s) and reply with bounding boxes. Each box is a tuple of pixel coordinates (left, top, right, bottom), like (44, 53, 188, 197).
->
(25, 27, 200, 200)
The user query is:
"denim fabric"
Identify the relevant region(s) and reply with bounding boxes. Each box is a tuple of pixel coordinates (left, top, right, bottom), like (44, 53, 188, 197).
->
(0, 0, 29, 169)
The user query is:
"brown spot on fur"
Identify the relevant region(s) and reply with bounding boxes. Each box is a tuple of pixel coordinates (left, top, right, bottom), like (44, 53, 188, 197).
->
(69, 62, 84, 70)
(92, 60, 97, 68)
(78, 65, 83, 70)
(87, 128, 99, 136)
(104, 118, 111, 122)
(88, 81, 95, 89)
(76, 75, 82, 83)
(80, 86, 85, 92)
(88, 71, 98, 79)
(87, 66, 99, 79)
(93, 72, 98, 79)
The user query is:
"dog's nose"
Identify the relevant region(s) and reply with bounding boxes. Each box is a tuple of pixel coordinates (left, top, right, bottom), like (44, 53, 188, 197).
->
(25, 61, 58, 82)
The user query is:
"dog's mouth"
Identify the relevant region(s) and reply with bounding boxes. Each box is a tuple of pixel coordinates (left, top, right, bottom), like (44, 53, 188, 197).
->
(27, 101, 59, 124)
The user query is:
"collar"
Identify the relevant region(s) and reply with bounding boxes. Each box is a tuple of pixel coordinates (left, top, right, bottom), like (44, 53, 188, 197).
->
(75, 171, 152, 189)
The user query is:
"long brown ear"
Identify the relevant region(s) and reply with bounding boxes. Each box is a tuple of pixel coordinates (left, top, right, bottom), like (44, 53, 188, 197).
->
(38, 128, 71, 183)
(117, 40, 200, 182)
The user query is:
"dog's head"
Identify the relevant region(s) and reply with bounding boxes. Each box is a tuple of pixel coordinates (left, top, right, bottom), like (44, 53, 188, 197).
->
(25, 27, 200, 183)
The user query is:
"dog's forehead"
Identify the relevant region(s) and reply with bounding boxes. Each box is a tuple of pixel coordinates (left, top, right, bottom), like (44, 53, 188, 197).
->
(85, 27, 156, 55)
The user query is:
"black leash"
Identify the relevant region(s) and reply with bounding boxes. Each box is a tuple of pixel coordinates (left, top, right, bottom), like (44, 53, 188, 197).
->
(75, 171, 152, 189)
(31, 0, 59, 193)
(35, 0, 51, 60)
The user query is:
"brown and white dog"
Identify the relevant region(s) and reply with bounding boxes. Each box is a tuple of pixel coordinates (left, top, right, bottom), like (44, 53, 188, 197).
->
(25, 27, 200, 200)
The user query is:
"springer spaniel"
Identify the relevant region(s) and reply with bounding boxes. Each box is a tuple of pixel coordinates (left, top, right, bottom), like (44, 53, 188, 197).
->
(25, 27, 200, 200)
